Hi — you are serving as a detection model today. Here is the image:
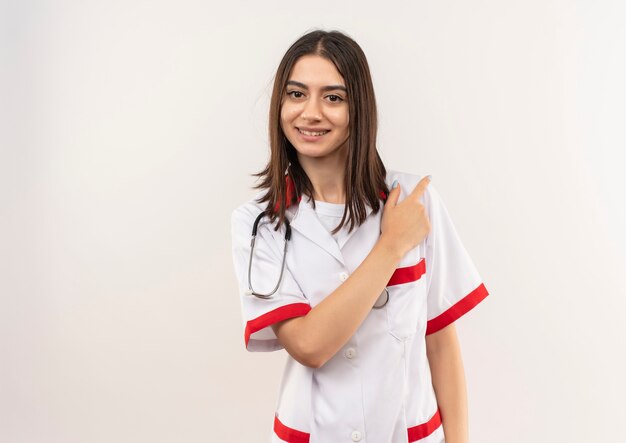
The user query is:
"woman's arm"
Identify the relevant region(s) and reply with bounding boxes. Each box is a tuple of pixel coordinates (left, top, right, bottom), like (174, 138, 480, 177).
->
(271, 177, 432, 368)
(272, 235, 403, 368)
(426, 323, 469, 443)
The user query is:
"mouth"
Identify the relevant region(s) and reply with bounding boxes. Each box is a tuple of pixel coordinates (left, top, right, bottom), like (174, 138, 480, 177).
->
(297, 127, 330, 137)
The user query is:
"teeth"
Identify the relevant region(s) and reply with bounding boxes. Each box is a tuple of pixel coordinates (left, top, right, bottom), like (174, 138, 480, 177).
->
(299, 128, 329, 136)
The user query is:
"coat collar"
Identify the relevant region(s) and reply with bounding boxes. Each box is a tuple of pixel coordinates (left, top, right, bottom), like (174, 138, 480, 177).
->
(290, 196, 344, 265)
(283, 174, 388, 266)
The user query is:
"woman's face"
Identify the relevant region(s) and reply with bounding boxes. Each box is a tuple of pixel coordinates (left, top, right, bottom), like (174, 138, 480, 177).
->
(280, 55, 350, 162)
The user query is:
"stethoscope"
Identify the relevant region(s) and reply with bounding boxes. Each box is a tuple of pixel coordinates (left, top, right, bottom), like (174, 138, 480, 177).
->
(245, 209, 389, 309)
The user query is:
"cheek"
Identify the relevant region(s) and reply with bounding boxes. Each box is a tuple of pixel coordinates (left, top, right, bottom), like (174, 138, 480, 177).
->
(281, 104, 300, 124)
(329, 108, 349, 130)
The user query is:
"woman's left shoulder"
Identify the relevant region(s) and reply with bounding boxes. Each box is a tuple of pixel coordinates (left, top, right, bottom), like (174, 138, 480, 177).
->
(385, 168, 440, 211)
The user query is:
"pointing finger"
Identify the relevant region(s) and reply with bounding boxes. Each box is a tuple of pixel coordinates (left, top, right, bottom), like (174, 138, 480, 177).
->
(409, 175, 432, 200)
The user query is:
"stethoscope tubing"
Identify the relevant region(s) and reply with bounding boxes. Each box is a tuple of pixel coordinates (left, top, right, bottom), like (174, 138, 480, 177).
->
(246, 209, 389, 309)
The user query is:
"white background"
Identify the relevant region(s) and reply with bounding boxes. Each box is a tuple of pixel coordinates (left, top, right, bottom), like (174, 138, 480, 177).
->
(2, 1, 625, 442)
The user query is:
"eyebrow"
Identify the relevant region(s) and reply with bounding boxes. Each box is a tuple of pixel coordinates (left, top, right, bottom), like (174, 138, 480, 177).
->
(286, 80, 347, 93)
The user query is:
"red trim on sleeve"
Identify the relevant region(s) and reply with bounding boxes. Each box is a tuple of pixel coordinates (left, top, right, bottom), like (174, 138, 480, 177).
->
(244, 303, 311, 348)
(387, 258, 426, 286)
(274, 414, 310, 443)
(407, 408, 442, 441)
(426, 283, 489, 335)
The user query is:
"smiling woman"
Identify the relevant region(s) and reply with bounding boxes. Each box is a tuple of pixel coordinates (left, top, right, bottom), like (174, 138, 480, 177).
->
(230, 29, 489, 443)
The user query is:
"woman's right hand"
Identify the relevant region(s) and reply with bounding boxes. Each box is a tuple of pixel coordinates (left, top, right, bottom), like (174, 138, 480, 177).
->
(379, 176, 432, 260)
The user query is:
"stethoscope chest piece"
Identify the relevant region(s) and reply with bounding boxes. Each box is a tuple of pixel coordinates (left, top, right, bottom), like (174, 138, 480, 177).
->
(372, 287, 389, 309)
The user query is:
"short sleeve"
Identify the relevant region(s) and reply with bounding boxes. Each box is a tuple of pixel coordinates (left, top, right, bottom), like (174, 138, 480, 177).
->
(230, 205, 311, 352)
(423, 183, 489, 335)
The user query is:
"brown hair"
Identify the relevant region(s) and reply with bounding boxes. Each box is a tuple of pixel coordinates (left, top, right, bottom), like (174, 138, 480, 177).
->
(252, 29, 388, 234)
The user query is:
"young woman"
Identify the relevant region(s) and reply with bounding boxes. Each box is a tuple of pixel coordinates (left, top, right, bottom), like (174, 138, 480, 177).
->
(231, 29, 489, 443)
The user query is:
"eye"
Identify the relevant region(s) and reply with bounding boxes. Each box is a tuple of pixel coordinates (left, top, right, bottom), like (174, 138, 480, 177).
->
(286, 90, 304, 99)
(326, 94, 344, 103)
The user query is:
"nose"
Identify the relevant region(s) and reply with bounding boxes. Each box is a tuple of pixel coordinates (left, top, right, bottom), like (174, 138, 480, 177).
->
(301, 96, 322, 121)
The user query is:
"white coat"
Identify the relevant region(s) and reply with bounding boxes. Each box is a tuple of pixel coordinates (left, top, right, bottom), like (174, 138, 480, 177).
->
(230, 169, 490, 443)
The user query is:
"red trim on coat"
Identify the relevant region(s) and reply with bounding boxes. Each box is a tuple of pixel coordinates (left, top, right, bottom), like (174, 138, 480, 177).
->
(274, 414, 310, 443)
(387, 258, 426, 286)
(425, 283, 489, 335)
(407, 408, 442, 442)
(244, 303, 311, 348)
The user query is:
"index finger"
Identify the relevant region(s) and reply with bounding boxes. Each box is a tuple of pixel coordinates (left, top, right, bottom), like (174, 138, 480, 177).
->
(408, 175, 431, 200)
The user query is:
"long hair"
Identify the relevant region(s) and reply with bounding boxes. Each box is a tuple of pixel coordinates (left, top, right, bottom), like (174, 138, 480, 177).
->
(252, 29, 388, 234)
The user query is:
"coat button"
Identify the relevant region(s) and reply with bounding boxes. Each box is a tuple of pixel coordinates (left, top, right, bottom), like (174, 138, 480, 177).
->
(339, 272, 349, 281)
(344, 347, 356, 359)
(351, 430, 362, 441)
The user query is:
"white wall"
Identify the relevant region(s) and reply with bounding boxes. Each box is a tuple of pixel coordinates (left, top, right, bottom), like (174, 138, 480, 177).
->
(2, 1, 625, 441)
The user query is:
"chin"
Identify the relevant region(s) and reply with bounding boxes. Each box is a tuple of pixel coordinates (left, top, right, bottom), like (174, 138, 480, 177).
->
(285, 132, 347, 159)
(293, 146, 331, 158)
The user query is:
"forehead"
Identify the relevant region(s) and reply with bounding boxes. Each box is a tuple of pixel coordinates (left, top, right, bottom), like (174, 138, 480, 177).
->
(288, 55, 345, 86)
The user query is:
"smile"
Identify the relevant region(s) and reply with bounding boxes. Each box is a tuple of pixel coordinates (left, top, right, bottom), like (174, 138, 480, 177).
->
(297, 128, 330, 136)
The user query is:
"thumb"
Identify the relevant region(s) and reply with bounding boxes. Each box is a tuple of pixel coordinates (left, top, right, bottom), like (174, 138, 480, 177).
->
(385, 180, 401, 207)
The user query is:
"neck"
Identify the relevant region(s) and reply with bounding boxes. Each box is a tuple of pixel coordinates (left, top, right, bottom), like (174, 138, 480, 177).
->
(297, 146, 348, 204)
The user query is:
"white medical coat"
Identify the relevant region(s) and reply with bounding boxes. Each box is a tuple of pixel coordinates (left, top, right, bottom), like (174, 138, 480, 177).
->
(230, 169, 490, 443)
